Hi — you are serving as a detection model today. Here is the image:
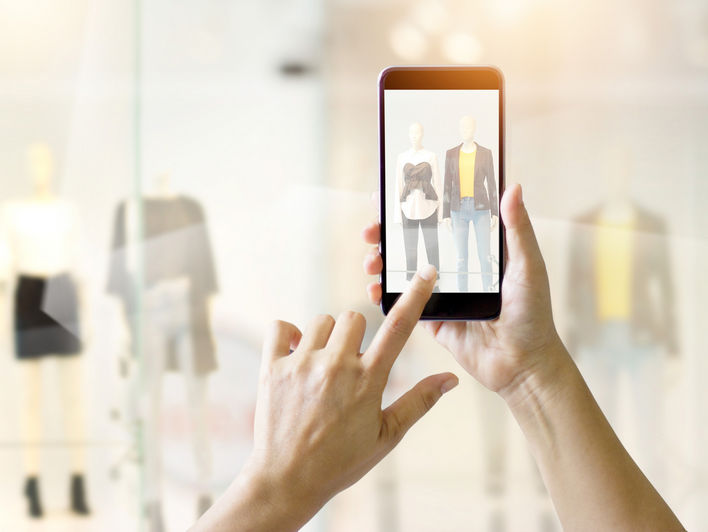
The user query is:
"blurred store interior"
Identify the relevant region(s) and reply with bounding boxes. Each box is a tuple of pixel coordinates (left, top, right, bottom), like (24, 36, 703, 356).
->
(1, 0, 707, 530)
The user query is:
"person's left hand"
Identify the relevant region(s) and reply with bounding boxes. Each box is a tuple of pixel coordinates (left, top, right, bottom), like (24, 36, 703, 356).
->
(194, 266, 458, 532)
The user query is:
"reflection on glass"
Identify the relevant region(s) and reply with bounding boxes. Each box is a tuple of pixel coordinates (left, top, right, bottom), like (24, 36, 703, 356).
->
(567, 145, 677, 486)
(1, 142, 90, 518)
(107, 172, 219, 530)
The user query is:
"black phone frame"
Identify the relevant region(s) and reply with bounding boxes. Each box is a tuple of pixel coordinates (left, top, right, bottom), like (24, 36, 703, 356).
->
(378, 65, 505, 320)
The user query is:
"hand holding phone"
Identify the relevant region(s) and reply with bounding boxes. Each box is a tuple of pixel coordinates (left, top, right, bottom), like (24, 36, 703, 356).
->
(378, 66, 505, 319)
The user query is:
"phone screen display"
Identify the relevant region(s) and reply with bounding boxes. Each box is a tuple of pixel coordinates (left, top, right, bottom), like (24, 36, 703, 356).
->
(379, 67, 504, 319)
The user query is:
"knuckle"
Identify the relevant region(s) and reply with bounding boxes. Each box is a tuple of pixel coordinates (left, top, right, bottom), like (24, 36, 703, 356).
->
(339, 310, 366, 328)
(385, 411, 406, 442)
(418, 387, 440, 412)
(268, 319, 289, 335)
(314, 313, 336, 328)
(385, 313, 413, 340)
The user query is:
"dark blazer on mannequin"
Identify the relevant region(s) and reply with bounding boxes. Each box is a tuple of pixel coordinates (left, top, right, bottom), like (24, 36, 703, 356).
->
(443, 142, 498, 218)
(565, 204, 678, 355)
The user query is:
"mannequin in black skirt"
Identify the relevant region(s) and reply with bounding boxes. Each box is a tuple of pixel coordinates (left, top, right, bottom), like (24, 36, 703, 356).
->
(2, 143, 90, 518)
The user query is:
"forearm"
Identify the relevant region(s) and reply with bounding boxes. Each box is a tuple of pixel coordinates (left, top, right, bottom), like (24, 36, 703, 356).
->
(502, 339, 683, 531)
(191, 464, 320, 532)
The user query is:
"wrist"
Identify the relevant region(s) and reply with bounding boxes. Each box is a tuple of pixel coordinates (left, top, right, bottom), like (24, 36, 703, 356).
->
(498, 335, 574, 412)
(195, 460, 321, 532)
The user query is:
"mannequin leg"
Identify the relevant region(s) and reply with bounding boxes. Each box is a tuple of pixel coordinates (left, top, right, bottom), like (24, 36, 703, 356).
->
(57, 356, 87, 471)
(630, 346, 663, 487)
(177, 333, 213, 516)
(420, 209, 440, 273)
(401, 211, 420, 281)
(20, 360, 44, 518)
(143, 326, 166, 506)
(451, 209, 471, 292)
(20, 360, 42, 475)
(57, 355, 90, 514)
(471, 209, 492, 292)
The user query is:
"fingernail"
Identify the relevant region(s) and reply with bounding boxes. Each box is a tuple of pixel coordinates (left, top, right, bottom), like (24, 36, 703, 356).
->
(517, 184, 524, 205)
(418, 264, 436, 281)
(440, 377, 459, 394)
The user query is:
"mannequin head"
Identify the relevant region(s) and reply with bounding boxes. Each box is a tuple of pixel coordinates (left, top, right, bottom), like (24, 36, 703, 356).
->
(408, 122, 423, 149)
(26, 142, 54, 198)
(602, 142, 633, 204)
(459, 116, 476, 143)
(153, 171, 173, 197)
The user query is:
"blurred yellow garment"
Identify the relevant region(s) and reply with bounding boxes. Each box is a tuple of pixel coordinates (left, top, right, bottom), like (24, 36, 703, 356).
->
(459, 148, 476, 198)
(594, 215, 635, 320)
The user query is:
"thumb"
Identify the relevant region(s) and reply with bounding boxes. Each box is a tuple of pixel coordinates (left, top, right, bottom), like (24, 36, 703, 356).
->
(500, 183, 544, 274)
(380, 372, 458, 446)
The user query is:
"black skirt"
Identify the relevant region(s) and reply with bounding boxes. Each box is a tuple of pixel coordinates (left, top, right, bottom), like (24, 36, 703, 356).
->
(14, 274, 82, 359)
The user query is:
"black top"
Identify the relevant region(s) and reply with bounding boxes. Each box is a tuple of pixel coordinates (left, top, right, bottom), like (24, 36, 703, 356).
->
(400, 162, 438, 202)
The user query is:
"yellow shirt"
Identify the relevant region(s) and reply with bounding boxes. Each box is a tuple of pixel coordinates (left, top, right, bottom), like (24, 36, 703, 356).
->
(594, 216, 635, 321)
(459, 148, 476, 198)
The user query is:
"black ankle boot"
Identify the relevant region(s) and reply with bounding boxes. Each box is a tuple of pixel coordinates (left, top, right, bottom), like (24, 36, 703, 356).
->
(70, 473, 91, 515)
(24, 476, 43, 518)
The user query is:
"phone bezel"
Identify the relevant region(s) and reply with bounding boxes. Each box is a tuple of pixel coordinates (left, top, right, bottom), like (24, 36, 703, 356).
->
(378, 65, 505, 320)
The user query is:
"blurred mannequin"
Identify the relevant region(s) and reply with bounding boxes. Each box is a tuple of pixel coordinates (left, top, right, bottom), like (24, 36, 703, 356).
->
(567, 144, 678, 487)
(393, 122, 441, 286)
(442, 116, 499, 292)
(1, 143, 90, 518)
(107, 171, 218, 531)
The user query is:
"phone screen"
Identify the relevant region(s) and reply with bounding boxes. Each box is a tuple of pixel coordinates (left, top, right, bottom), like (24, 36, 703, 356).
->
(379, 67, 504, 319)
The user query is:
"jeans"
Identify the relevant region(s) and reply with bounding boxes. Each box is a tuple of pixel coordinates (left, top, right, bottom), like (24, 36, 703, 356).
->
(578, 320, 662, 486)
(401, 209, 439, 281)
(451, 197, 491, 292)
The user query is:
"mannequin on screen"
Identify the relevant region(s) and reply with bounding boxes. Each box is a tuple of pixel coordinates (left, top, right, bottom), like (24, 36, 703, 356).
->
(107, 170, 218, 531)
(0, 143, 90, 518)
(442, 116, 498, 292)
(393, 122, 441, 287)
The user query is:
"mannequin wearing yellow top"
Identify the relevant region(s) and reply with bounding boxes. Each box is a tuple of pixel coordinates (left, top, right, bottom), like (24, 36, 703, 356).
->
(442, 116, 499, 292)
(459, 147, 477, 199)
(567, 144, 678, 489)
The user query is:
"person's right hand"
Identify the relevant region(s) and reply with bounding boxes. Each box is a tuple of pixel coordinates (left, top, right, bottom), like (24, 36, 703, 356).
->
(362, 184, 564, 396)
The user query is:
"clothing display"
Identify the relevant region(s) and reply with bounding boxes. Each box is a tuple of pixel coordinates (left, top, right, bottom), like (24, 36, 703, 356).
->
(458, 148, 477, 198)
(443, 142, 497, 292)
(394, 148, 442, 223)
(1, 200, 80, 277)
(107, 195, 219, 375)
(451, 198, 492, 292)
(2, 199, 84, 358)
(400, 162, 438, 202)
(443, 142, 498, 218)
(594, 214, 636, 320)
(566, 205, 677, 353)
(394, 147, 442, 284)
(401, 209, 439, 281)
(14, 273, 82, 359)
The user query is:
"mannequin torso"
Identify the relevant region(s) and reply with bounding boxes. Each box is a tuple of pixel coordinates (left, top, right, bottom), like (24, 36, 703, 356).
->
(395, 147, 441, 222)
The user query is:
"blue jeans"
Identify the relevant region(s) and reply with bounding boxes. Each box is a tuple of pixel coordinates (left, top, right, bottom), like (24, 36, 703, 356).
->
(451, 197, 491, 292)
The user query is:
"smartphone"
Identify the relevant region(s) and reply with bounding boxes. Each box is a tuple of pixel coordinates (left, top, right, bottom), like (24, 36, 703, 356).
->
(378, 66, 505, 320)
